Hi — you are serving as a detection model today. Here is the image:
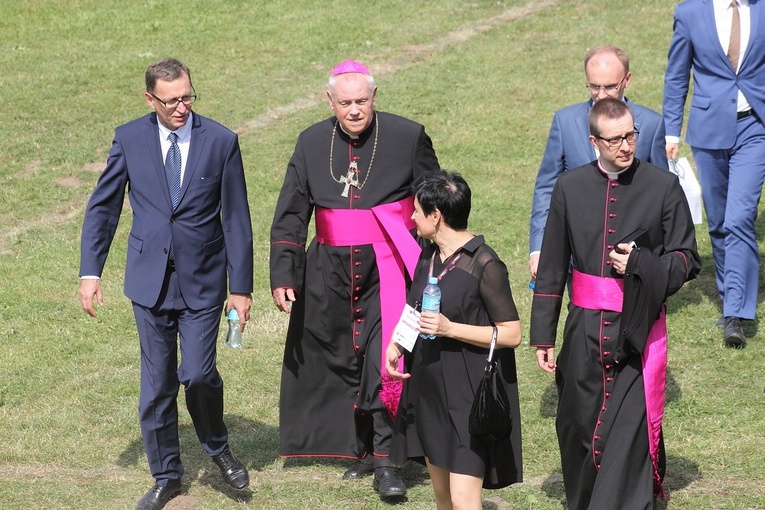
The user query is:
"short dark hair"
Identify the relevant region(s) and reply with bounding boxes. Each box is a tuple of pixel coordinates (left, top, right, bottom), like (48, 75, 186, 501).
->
(145, 58, 192, 93)
(589, 97, 632, 137)
(412, 169, 471, 230)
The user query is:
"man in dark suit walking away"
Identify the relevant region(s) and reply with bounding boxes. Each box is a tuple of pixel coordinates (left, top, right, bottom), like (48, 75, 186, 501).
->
(79, 57, 253, 510)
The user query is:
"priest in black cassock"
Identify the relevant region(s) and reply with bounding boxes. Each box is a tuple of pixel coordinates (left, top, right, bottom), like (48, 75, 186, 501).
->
(269, 60, 439, 498)
(530, 98, 700, 510)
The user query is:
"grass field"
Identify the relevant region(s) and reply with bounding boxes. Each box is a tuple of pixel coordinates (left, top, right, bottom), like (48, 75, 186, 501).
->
(1, 0, 764, 508)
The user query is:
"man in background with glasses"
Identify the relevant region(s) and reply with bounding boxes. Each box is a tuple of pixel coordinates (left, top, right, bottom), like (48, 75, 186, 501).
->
(529, 45, 668, 279)
(79, 57, 253, 510)
(531, 98, 700, 510)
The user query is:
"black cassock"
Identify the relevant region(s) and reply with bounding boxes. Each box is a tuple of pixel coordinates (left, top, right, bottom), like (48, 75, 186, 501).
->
(530, 160, 699, 510)
(270, 111, 439, 459)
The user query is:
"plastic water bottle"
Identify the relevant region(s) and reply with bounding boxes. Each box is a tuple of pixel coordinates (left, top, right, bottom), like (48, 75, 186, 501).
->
(225, 308, 243, 348)
(421, 277, 441, 340)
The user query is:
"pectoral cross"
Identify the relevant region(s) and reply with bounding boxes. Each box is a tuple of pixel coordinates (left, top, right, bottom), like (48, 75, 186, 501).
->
(339, 161, 360, 197)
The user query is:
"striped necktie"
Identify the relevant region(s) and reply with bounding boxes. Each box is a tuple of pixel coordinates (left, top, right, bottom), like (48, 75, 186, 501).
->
(165, 132, 181, 259)
(165, 132, 181, 209)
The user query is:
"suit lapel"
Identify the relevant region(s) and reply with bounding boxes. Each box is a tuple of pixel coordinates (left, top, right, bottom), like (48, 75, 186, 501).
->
(579, 101, 595, 161)
(144, 113, 175, 211)
(179, 113, 207, 207)
(702, 0, 737, 71)
(630, 105, 650, 156)
(741, 0, 761, 69)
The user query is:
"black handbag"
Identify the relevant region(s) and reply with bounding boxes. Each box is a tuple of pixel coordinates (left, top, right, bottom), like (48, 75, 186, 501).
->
(468, 326, 512, 442)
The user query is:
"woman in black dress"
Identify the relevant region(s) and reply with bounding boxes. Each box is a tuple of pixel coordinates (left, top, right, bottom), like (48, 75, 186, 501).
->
(386, 170, 522, 509)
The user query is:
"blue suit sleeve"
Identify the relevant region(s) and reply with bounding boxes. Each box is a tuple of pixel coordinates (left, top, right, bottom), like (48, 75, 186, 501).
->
(663, 7, 693, 138)
(530, 112, 565, 254)
(221, 134, 254, 294)
(79, 135, 128, 277)
(649, 115, 668, 170)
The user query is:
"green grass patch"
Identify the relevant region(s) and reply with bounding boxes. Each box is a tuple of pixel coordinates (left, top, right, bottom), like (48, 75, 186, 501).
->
(1, 0, 763, 508)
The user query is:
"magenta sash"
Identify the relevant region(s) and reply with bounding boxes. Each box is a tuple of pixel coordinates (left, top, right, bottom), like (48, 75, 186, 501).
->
(571, 269, 667, 497)
(315, 197, 420, 417)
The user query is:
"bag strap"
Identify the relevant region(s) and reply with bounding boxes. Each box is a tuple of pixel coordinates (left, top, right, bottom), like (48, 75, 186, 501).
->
(486, 325, 499, 363)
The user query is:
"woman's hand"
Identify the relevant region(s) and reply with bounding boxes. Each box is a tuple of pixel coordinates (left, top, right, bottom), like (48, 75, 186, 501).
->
(385, 341, 410, 379)
(419, 311, 451, 338)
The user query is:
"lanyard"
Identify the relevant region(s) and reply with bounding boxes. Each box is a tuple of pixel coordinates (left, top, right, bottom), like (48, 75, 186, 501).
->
(428, 250, 463, 281)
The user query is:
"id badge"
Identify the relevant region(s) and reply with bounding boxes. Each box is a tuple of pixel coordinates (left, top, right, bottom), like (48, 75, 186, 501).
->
(391, 304, 421, 352)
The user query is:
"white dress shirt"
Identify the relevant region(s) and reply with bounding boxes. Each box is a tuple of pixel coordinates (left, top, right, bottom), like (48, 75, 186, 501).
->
(157, 112, 193, 184)
(666, 0, 752, 145)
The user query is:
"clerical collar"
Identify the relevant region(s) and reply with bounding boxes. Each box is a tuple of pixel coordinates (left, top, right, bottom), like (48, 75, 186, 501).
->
(337, 123, 359, 140)
(336, 111, 376, 140)
(597, 159, 630, 179)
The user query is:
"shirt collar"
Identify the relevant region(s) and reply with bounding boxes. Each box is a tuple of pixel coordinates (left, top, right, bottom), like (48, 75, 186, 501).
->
(714, 0, 748, 10)
(157, 112, 193, 142)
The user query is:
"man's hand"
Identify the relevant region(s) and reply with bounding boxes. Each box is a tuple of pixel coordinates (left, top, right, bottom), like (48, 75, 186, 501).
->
(529, 252, 540, 279)
(272, 287, 296, 313)
(79, 278, 103, 318)
(535, 347, 557, 373)
(227, 293, 253, 332)
(666, 142, 679, 161)
(609, 243, 633, 275)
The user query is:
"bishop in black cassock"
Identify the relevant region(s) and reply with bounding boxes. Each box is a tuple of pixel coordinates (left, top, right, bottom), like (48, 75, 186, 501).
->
(269, 61, 438, 496)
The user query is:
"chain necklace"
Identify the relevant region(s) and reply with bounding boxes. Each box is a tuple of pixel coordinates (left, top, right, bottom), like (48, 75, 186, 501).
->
(329, 114, 379, 197)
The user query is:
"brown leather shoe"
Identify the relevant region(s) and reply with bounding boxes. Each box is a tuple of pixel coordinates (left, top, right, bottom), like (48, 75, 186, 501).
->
(135, 480, 181, 510)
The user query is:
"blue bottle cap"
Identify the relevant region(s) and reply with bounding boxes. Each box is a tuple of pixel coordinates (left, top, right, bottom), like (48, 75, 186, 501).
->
(227, 308, 240, 321)
(428, 277, 439, 285)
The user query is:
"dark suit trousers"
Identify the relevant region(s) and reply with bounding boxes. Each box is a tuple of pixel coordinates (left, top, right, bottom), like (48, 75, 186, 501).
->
(133, 266, 227, 483)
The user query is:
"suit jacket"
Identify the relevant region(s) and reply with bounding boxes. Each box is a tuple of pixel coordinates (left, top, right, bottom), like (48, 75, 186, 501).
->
(529, 99, 667, 253)
(663, 0, 765, 149)
(80, 112, 253, 310)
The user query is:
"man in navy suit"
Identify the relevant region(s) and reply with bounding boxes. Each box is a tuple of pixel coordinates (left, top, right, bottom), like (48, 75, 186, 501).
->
(529, 45, 667, 277)
(79, 58, 253, 510)
(664, 0, 765, 348)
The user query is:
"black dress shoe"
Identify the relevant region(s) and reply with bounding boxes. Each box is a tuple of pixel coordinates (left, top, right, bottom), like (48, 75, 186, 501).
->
(212, 447, 249, 491)
(135, 480, 181, 510)
(373, 467, 407, 498)
(342, 459, 375, 480)
(723, 317, 746, 348)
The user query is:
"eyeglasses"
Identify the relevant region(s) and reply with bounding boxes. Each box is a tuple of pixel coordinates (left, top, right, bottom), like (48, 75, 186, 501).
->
(595, 129, 640, 149)
(586, 75, 627, 94)
(149, 87, 197, 110)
